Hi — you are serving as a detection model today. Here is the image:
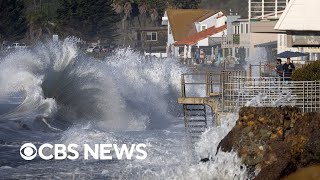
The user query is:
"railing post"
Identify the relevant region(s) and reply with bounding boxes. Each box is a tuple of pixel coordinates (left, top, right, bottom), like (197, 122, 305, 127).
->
(303, 81, 305, 113)
(205, 73, 209, 97)
(221, 72, 225, 111)
(181, 75, 186, 97)
(259, 61, 262, 78)
(249, 64, 252, 80)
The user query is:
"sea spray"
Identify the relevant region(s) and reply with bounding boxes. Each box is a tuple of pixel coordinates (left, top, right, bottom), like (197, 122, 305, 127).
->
(0, 39, 247, 179)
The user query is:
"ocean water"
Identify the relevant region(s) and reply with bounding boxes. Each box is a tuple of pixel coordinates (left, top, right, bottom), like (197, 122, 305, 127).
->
(0, 39, 246, 179)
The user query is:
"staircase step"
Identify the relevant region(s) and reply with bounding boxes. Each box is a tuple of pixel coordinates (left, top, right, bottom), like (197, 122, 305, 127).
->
(187, 125, 206, 128)
(189, 130, 205, 134)
(186, 123, 206, 126)
(186, 108, 206, 111)
(191, 136, 201, 139)
(183, 104, 208, 140)
(187, 119, 206, 122)
(188, 114, 206, 117)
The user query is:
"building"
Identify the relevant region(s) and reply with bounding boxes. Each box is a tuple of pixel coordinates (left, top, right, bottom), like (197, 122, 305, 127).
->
(274, 0, 320, 61)
(221, 17, 248, 64)
(135, 27, 168, 58)
(222, 0, 291, 65)
(133, 26, 167, 58)
(162, 9, 227, 62)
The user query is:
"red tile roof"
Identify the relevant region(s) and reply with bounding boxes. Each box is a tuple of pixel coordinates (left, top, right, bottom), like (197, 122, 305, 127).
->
(173, 24, 227, 46)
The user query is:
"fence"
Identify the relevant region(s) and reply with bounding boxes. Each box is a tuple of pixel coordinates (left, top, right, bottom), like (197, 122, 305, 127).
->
(180, 71, 320, 113)
(248, 61, 317, 78)
(223, 76, 320, 113)
(180, 70, 247, 98)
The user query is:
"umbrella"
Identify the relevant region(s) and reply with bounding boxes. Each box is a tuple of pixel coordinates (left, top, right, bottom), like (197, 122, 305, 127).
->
(277, 51, 308, 58)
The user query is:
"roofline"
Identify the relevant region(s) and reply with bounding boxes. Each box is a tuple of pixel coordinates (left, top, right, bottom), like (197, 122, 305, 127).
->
(166, 8, 218, 42)
(274, 0, 295, 30)
(197, 11, 223, 23)
(173, 25, 227, 46)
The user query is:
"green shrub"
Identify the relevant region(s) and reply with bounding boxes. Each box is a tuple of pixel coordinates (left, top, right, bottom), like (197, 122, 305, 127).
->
(291, 61, 320, 81)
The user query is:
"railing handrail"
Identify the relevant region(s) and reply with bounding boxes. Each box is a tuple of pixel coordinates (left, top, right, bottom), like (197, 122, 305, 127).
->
(180, 70, 247, 98)
(180, 70, 320, 113)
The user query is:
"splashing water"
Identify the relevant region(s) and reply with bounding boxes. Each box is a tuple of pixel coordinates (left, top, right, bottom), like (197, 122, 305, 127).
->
(245, 47, 268, 77)
(0, 39, 246, 179)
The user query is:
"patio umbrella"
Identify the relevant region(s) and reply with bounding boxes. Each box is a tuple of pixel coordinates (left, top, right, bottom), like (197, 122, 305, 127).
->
(277, 51, 308, 58)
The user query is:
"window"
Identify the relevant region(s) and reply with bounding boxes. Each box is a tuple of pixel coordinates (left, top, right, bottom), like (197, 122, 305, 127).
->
(246, 24, 249, 34)
(146, 32, 157, 41)
(316, 53, 320, 60)
(201, 25, 207, 31)
(137, 32, 141, 41)
(241, 24, 244, 34)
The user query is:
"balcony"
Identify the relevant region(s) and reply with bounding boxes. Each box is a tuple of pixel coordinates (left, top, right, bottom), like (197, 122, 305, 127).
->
(221, 35, 240, 48)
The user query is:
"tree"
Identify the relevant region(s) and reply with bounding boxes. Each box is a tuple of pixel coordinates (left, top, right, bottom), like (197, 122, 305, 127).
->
(56, 0, 120, 42)
(0, 0, 27, 42)
(170, 0, 201, 9)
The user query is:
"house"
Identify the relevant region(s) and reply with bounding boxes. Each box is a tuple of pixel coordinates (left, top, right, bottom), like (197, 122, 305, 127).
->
(162, 9, 227, 61)
(135, 27, 168, 58)
(222, 17, 249, 64)
(274, 0, 320, 61)
(222, 0, 290, 65)
(133, 26, 167, 58)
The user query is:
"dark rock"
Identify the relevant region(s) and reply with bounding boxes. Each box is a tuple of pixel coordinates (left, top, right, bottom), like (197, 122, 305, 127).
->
(218, 107, 320, 179)
(200, 158, 210, 163)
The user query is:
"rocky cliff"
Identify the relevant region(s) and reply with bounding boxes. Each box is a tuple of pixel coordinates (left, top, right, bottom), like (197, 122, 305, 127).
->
(218, 106, 320, 179)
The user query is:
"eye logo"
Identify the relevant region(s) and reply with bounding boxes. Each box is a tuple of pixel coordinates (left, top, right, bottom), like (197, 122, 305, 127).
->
(20, 143, 37, 160)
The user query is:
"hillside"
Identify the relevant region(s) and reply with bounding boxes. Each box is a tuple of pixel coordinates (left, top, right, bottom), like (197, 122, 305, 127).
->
(199, 0, 248, 17)
(1, 0, 248, 45)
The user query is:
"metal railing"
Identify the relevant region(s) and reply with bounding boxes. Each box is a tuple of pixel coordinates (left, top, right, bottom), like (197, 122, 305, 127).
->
(180, 70, 247, 98)
(179, 70, 320, 113)
(181, 72, 221, 98)
(221, 35, 240, 48)
(249, 61, 317, 78)
(223, 76, 320, 113)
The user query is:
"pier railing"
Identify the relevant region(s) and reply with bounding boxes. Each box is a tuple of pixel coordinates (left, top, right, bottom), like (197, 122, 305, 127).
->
(180, 71, 320, 113)
(248, 61, 317, 78)
(180, 70, 247, 98)
(223, 76, 320, 113)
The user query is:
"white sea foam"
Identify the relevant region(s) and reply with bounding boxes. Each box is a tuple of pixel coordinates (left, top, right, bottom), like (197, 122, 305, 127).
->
(0, 39, 246, 179)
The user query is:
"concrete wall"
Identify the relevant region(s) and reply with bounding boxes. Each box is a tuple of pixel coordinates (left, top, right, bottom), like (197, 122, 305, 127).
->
(199, 15, 217, 31)
(166, 21, 179, 57)
(277, 34, 320, 61)
(251, 21, 281, 33)
(144, 52, 168, 58)
(216, 16, 227, 27)
(198, 38, 208, 47)
(249, 33, 277, 58)
(197, 29, 226, 47)
(226, 15, 241, 35)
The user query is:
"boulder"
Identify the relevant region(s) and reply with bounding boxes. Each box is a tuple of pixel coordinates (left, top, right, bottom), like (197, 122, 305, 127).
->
(218, 106, 320, 179)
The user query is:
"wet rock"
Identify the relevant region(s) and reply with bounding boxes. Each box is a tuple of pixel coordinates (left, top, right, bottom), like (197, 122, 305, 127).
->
(200, 158, 210, 163)
(218, 107, 320, 179)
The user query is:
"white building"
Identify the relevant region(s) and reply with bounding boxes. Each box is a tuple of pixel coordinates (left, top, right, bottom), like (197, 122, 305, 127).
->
(162, 9, 227, 58)
(275, 0, 320, 61)
(221, 0, 291, 64)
